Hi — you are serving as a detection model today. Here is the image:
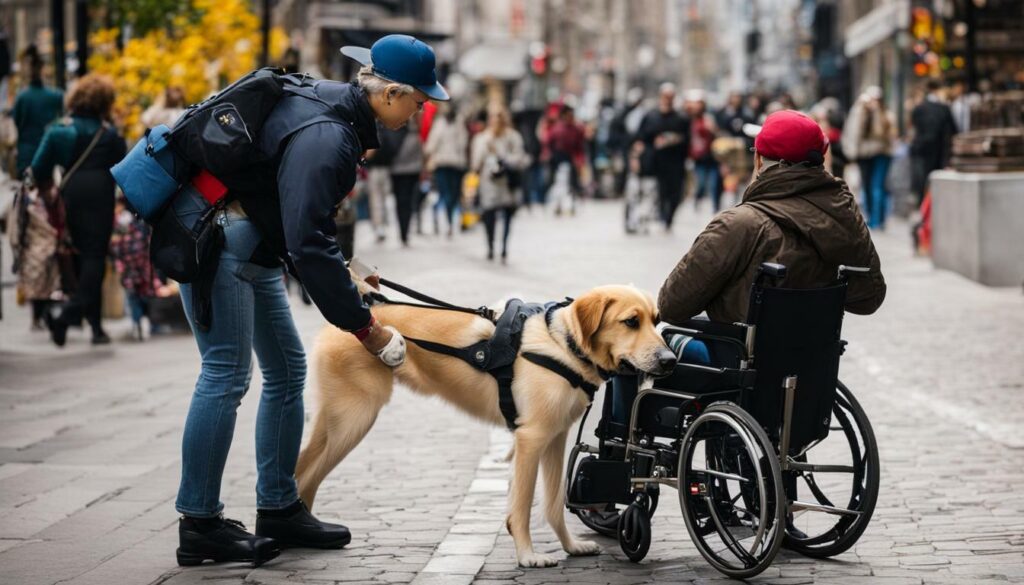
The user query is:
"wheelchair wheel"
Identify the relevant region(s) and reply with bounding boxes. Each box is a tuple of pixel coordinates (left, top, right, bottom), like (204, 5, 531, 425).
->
(678, 402, 785, 579)
(618, 494, 652, 562)
(783, 381, 879, 558)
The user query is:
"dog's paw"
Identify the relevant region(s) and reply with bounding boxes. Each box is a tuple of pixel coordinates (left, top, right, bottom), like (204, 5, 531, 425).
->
(565, 539, 601, 556)
(517, 552, 559, 568)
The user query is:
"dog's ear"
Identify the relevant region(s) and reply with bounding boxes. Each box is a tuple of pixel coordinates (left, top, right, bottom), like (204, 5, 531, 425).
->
(573, 293, 611, 352)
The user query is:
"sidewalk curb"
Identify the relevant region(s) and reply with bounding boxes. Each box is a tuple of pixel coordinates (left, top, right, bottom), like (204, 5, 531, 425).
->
(411, 428, 512, 585)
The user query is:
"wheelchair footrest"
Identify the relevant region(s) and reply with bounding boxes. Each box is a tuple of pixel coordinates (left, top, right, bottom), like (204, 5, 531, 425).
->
(568, 456, 634, 507)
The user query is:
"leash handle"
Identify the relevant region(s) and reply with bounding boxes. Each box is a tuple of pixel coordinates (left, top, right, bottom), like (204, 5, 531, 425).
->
(376, 278, 496, 321)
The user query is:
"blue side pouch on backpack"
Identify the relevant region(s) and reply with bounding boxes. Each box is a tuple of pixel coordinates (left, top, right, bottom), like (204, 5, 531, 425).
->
(111, 124, 186, 221)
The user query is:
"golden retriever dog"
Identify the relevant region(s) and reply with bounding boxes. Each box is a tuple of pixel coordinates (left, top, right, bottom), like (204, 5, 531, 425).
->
(295, 282, 676, 567)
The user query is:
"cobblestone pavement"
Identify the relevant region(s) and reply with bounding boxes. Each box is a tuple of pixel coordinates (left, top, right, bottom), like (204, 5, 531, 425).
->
(1, 199, 1022, 585)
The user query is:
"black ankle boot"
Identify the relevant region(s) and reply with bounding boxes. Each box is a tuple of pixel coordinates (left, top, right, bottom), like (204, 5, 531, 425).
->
(177, 515, 280, 567)
(256, 500, 351, 549)
(44, 308, 68, 347)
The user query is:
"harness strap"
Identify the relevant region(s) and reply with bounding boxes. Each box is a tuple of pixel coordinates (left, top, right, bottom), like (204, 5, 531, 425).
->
(543, 301, 616, 380)
(406, 336, 490, 368)
(406, 336, 519, 430)
(521, 351, 600, 401)
(494, 365, 519, 431)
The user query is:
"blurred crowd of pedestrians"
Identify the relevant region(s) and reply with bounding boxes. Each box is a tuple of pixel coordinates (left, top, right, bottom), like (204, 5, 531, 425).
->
(0, 42, 966, 346)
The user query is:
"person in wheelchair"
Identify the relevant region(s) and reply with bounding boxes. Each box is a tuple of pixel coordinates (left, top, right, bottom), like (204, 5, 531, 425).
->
(610, 109, 887, 429)
(570, 111, 886, 576)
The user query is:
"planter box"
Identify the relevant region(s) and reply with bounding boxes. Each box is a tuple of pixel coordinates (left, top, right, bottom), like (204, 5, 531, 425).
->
(930, 170, 1024, 287)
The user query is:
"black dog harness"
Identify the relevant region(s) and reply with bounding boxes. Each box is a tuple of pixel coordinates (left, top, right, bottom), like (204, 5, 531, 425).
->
(402, 298, 606, 430)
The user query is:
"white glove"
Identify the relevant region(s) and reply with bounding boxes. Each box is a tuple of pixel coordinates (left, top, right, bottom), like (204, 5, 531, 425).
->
(377, 325, 406, 367)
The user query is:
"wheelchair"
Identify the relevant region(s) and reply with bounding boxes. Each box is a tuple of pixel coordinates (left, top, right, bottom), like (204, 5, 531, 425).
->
(564, 263, 880, 578)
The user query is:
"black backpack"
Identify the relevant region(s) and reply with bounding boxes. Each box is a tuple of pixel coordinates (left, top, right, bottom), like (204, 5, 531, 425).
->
(167, 67, 329, 188)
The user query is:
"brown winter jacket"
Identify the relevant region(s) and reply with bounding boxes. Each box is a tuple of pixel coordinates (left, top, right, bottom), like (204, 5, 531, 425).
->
(658, 163, 886, 324)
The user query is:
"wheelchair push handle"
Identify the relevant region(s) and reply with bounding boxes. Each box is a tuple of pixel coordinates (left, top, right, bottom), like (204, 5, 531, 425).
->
(837, 264, 871, 281)
(755, 262, 787, 288)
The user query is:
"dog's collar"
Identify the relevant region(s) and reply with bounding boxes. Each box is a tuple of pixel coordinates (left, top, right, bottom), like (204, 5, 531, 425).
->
(544, 300, 615, 381)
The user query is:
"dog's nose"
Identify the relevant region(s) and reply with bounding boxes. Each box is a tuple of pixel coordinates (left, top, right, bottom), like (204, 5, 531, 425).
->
(657, 348, 677, 373)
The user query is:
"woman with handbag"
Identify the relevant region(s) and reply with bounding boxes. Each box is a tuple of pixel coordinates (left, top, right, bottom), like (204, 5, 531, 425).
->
(471, 107, 526, 263)
(32, 74, 126, 346)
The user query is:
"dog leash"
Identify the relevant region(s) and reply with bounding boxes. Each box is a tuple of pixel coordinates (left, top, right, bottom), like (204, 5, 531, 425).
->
(370, 277, 497, 322)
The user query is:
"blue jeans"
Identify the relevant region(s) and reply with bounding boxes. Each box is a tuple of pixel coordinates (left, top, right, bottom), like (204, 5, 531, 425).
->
(433, 167, 463, 230)
(693, 159, 722, 212)
(525, 162, 546, 205)
(126, 292, 148, 325)
(610, 336, 711, 425)
(176, 213, 306, 517)
(858, 155, 891, 229)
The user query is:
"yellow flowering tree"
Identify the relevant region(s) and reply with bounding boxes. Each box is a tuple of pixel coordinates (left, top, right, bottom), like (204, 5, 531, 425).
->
(89, 0, 288, 141)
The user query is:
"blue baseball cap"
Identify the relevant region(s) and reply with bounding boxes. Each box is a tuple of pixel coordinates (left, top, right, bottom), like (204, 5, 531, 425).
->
(341, 34, 449, 101)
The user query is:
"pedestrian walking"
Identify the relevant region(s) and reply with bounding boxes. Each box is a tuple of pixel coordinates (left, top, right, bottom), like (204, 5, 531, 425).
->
(364, 124, 396, 243)
(544, 103, 586, 215)
(11, 46, 63, 177)
(843, 86, 897, 229)
(163, 34, 447, 566)
(383, 114, 425, 246)
(424, 102, 467, 237)
(637, 83, 690, 231)
(811, 97, 847, 180)
(471, 107, 527, 263)
(608, 87, 645, 197)
(34, 74, 126, 346)
(685, 90, 722, 213)
(909, 79, 957, 204)
(623, 140, 659, 234)
(7, 177, 61, 330)
(512, 105, 546, 206)
(109, 199, 162, 341)
(715, 91, 755, 143)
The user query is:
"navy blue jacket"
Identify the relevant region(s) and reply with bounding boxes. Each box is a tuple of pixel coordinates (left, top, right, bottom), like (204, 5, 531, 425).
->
(236, 80, 379, 332)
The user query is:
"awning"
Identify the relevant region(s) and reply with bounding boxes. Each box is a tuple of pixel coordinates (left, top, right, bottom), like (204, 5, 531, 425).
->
(458, 41, 529, 81)
(844, 0, 910, 58)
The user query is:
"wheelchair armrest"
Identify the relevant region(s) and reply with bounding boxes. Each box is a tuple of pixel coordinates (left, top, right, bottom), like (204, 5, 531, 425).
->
(651, 361, 757, 396)
(673, 361, 757, 387)
(663, 320, 748, 342)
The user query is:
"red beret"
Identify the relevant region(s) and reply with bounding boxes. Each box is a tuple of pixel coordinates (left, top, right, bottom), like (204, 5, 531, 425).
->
(754, 110, 829, 164)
